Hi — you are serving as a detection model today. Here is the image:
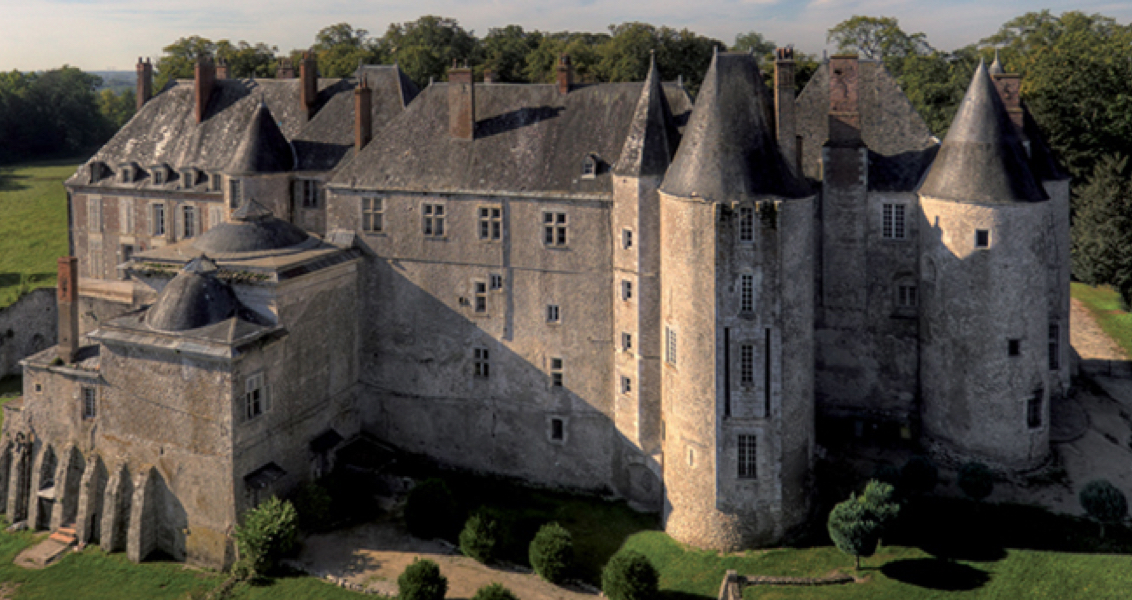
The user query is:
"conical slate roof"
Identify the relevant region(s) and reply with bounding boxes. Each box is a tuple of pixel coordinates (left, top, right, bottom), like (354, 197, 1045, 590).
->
(919, 61, 1046, 204)
(614, 55, 673, 177)
(147, 255, 241, 332)
(660, 52, 808, 201)
(227, 100, 294, 174)
(989, 49, 1004, 75)
(192, 198, 309, 254)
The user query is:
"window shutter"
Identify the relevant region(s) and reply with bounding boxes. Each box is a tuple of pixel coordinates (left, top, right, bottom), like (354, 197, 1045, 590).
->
(174, 202, 184, 240)
(119, 200, 130, 234)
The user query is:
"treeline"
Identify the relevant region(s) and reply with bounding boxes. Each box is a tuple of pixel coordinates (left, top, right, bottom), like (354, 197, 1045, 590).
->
(0, 67, 134, 164)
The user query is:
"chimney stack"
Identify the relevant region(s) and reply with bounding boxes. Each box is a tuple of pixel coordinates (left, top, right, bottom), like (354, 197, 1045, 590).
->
(301, 51, 318, 120)
(827, 54, 861, 145)
(556, 54, 573, 94)
(992, 73, 1025, 133)
(136, 57, 153, 111)
(216, 57, 229, 80)
(448, 62, 475, 140)
(56, 256, 79, 364)
(276, 58, 295, 79)
(774, 47, 798, 172)
(355, 78, 373, 151)
(194, 57, 216, 123)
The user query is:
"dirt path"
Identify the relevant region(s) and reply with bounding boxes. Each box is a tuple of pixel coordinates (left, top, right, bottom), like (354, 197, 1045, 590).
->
(1070, 297, 1127, 362)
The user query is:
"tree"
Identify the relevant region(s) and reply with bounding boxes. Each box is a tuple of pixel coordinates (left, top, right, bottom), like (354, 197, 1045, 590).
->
(398, 558, 448, 600)
(1071, 155, 1132, 306)
(292, 480, 333, 531)
(595, 23, 722, 95)
(957, 462, 995, 503)
(216, 40, 279, 79)
(155, 36, 217, 91)
(377, 16, 480, 87)
(471, 583, 518, 600)
(523, 32, 606, 84)
(894, 47, 979, 137)
(732, 31, 775, 60)
(1079, 479, 1128, 538)
(482, 26, 543, 82)
(601, 550, 659, 600)
(233, 496, 298, 577)
(828, 480, 899, 569)
(529, 522, 573, 584)
(98, 88, 135, 129)
(459, 510, 501, 564)
(310, 23, 379, 78)
(827, 16, 932, 61)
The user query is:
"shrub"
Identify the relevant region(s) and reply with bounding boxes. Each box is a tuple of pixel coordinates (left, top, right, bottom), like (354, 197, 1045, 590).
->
(405, 478, 459, 540)
(233, 496, 298, 577)
(459, 510, 500, 564)
(1080, 479, 1128, 538)
(293, 480, 333, 531)
(601, 550, 659, 600)
(398, 558, 448, 600)
(900, 455, 938, 496)
(957, 462, 994, 503)
(828, 480, 899, 570)
(471, 583, 518, 600)
(529, 522, 574, 584)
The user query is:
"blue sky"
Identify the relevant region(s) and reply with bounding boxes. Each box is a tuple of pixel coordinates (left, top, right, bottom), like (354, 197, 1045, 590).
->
(3, 0, 1130, 71)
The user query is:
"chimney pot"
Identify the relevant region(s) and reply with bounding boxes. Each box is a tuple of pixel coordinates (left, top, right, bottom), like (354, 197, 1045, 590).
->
(556, 54, 573, 94)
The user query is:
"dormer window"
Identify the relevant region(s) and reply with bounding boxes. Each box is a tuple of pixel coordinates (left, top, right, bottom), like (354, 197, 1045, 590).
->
(210, 173, 222, 192)
(181, 169, 196, 189)
(118, 164, 135, 183)
(581, 154, 599, 179)
(153, 169, 165, 185)
(88, 161, 107, 184)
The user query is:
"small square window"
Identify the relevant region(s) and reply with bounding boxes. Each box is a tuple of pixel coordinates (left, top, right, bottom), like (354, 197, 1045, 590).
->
(34, 382, 43, 393)
(551, 417, 565, 441)
(423, 203, 446, 237)
(622, 229, 633, 249)
(490, 274, 503, 290)
(550, 357, 564, 387)
(363, 197, 384, 233)
(621, 280, 632, 301)
(474, 347, 490, 378)
(621, 376, 632, 394)
(474, 281, 488, 313)
(1008, 339, 1021, 356)
(622, 332, 632, 352)
(975, 229, 990, 248)
(479, 206, 502, 240)
(547, 304, 560, 323)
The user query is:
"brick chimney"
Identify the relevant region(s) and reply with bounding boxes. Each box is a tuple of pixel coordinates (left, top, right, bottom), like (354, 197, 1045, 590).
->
(355, 79, 372, 152)
(992, 73, 1024, 133)
(56, 256, 79, 364)
(136, 57, 152, 111)
(194, 57, 216, 123)
(448, 62, 475, 140)
(556, 54, 573, 94)
(276, 58, 295, 79)
(828, 54, 861, 145)
(301, 52, 318, 120)
(216, 57, 229, 80)
(774, 47, 798, 172)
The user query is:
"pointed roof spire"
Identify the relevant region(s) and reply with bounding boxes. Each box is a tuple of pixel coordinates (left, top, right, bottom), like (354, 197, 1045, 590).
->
(230, 197, 274, 221)
(614, 51, 673, 177)
(184, 254, 219, 274)
(227, 100, 294, 174)
(660, 52, 808, 201)
(989, 48, 1004, 75)
(919, 61, 1046, 204)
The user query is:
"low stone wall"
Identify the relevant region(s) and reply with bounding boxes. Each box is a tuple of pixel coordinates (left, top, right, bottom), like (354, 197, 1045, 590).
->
(0, 288, 56, 379)
(717, 569, 856, 600)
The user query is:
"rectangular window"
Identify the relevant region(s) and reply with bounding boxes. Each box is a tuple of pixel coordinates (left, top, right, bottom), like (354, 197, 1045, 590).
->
(88, 238, 103, 277)
(153, 169, 165, 185)
(543, 212, 567, 246)
(621, 279, 633, 301)
(182, 205, 197, 239)
(210, 173, 222, 192)
(622, 229, 633, 249)
(739, 206, 754, 242)
(423, 203, 445, 237)
(547, 304, 560, 323)
(1008, 339, 1021, 356)
(882, 204, 906, 240)
(478, 206, 502, 240)
(229, 178, 242, 209)
(88, 197, 102, 232)
(622, 332, 632, 352)
(474, 347, 490, 378)
(119, 200, 134, 234)
(181, 169, 194, 189)
(737, 434, 757, 479)
(975, 229, 990, 248)
(740, 344, 754, 386)
(151, 203, 166, 236)
(551, 417, 565, 440)
(209, 206, 223, 231)
(550, 357, 563, 387)
(490, 274, 503, 291)
(362, 197, 383, 233)
(1027, 389, 1043, 428)
(898, 285, 917, 307)
(621, 376, 632, 394)
(474, 281, 487, 313)
(301, 180, 320, 208)
(665, 327, 677, 366)
(245, 373, 265, 421)
(740, 274, 754, 312)
(1049, 323, 1060, 371)
(81, 386, 96, 419)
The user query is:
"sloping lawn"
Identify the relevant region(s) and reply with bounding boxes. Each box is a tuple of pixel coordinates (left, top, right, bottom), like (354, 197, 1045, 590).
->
(1072, 282, 1132, 357)
(0, 158, 74, 309)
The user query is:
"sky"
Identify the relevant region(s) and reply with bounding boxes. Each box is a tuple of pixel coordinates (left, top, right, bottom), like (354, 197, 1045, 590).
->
(2, 0, 1130, 72)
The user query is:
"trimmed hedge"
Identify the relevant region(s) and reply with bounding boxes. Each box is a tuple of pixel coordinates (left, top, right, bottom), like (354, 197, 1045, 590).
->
(602, 550, 659, 600)
(398, 558, 448, 600)
(529, 522, 574, 584)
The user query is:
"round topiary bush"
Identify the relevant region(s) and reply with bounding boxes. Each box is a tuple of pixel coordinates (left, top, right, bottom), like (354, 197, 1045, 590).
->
(459, 510, 501, 564)
(529, 522, 573, 584)
(233, 496, 298, 577)
(471, 583, 518, 600)
(601, 550, 659, 600)
(405, 478, 458, 540)
(398, 558, 449, 600)
(957, 461, 994, 502)
(900, 455, 938, 496)
(293, 480, 333, 532)
(1080, 479, 1128, 538)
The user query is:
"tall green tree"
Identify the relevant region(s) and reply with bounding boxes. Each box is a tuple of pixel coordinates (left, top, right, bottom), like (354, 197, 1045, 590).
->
(98, 88, 135, 129)
(524, 32, 607, 84)
(155, 36, 217, 91)
(482, 25, 542, 82)
(595, 23, 722, 94)
(378, 16, 480, 86)
(1071, 154, 1132, 303)
(216, 40, 279, 79)
(827, 16, 932, 62)
(310, 23, 379, 78)
(828, 480, 899, 570)
(895, 47, 979, 137)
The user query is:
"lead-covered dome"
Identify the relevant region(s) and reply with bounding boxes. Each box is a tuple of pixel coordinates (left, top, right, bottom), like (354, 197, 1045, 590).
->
(192, 198, 309, 254)
(147, 256, 241, 332)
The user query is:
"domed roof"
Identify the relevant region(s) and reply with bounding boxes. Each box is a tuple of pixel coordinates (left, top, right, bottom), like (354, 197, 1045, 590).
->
(192, 198, 309, 254)
(147, 256, 241, 332)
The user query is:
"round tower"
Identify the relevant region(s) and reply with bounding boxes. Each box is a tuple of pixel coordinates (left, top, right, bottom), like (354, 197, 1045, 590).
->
(658, 52, 814, 550)
(918, 62, 1051, 470)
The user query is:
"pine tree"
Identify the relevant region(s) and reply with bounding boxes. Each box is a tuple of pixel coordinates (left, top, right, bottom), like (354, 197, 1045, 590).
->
(1072, 154, 1132, 307)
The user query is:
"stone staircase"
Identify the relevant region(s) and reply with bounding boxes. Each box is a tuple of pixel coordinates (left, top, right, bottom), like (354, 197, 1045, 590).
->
(48, 525, 77, 546)
(14, 524, 77, 569)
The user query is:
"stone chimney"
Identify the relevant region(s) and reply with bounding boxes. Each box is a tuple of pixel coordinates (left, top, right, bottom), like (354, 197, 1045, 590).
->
(301, 52, 318, 120)
(136, 57, 153, 111)
(828, 54, 861, 145)
(355, 78, 372, 151)
(483, 68, 496, 84)
(276, 58, 295, 79)
(774, 47, 797, 172)
(992, 73, 1024, 133)
(194, 57, 216, 123)
(556, 54, 573, 94)
(216, 58, 229, 80)
(56, 256, 79, 364)
(448, 62, 475, 140)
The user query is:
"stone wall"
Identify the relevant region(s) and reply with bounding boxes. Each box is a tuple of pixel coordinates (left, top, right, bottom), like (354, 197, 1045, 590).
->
(0, 288, 56, 378)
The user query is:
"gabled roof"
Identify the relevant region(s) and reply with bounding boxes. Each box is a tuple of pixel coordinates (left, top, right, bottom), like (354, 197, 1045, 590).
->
(227, 100, 293, 174)
(329, 79, 692, 195)
(919, 62, 1047, 204)
(660, 52, 809, 202)
(614, 56, 675, 177)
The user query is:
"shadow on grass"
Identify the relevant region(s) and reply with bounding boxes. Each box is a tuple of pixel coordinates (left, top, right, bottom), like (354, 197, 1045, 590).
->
(660, 590, 711, 600)
(881, 558, 990, 591)
(0, 173, 30, 192)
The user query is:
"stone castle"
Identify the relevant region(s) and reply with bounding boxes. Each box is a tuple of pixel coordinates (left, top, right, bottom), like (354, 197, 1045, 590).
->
(0, 47, 1069, 567)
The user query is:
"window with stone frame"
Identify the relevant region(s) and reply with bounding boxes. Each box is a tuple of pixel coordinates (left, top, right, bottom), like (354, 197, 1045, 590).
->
(210, 173, 222, 192)
(621, 376, 632, 394)
(88, 197, 102, 232)
(550, 417, 565, 441)
(543, 212, 567, 246)
(547, 304, 560, 324)
(300, 179, 320, 208)
(478, 206, 502, 240)
(362, 197, 383, 233)
(245, 372, 267, 421)
(739, 206, 754, 242)
(474, 347, 490, 378)
(621, 279, 633, 301)
(740, 344, 754, 386)
(422, 203, 445, 237)
(81, 386, 97, 419)
(740, 274, 754, 313)
(119, 200, 134, 234)
(150, 203, 166, 236)
(229, 178, 242, 209)
(474, 281, 487, 313)
(665, 326, 677, 366)
(490, 273, 503, 291)
(882, 203, 906, 240)
(737, 434, 757, 479)
(897, 284, 917, 308)
(975, 229, 990, 249)
(622, 332, 632, 352)
(550, 357, 564, 387)
(181, 204, 197, 239)
(622, 228, 633, 249)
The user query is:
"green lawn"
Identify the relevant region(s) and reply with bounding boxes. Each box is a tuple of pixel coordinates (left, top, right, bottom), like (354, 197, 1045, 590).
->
(1071, 282, 1132, 357)
(0, 157, 75, 309)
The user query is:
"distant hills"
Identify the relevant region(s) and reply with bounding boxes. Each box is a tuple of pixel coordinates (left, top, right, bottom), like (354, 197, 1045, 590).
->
(90, 71, 135, 93)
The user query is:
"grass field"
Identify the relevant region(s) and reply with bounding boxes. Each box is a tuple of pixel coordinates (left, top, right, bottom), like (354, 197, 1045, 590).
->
(0, 158, 76, 309)
(1072, 282, 1132, 357)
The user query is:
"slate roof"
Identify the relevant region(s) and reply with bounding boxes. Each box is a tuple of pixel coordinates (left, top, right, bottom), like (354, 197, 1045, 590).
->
(919, 62, 1048, 204)
(329, 78, 692, 196)
(613, 57, 677, 177)
(795, 60, 938, 192)
(192, 199, 310, 254)
(661, 52, 809, 202)
(227, 100, 294, 174)
(146, 257, 242, 332)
